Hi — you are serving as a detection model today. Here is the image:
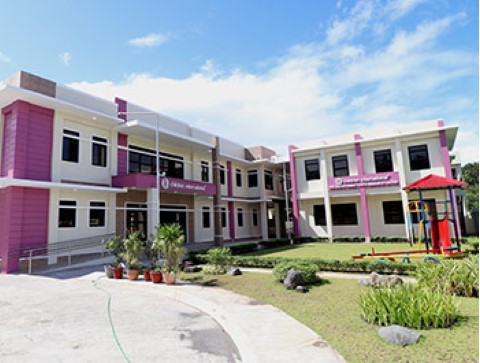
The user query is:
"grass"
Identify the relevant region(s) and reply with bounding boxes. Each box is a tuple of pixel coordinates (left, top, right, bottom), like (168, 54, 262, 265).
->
(247, 242, 421, 261)
(180, 272, 479, 363)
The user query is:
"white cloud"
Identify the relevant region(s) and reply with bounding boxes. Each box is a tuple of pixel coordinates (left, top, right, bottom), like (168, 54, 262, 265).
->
(70, 7, 478, 162)
(0, 50, 12, 63)
(128, 33, 170, 47)
(59, 52, 72, 66)
(385, 0, 429, 20)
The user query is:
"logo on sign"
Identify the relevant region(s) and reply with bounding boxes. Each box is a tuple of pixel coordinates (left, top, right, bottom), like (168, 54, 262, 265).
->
(335, 178, 343, 186)
(161, 178, 170, 190)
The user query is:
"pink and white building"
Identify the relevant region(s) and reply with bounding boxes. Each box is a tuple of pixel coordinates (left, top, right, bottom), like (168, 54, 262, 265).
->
(0, 71, 469, 273)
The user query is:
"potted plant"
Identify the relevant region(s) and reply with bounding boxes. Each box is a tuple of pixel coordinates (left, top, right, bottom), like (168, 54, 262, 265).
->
(104, 236, 125, 279)
(121, 231, 144, 281)
(153, 223, 186, 285)
(142, 237, 156, 282)
(150, 267, 163, 283)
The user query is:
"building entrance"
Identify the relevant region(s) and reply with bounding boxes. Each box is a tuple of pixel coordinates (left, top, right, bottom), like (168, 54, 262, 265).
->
(160, 205, 188, 242)
(126, 203, 148, 236)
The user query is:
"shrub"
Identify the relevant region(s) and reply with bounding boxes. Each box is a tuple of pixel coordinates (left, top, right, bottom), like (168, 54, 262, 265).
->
(229, 243, 258, 255)
(204, 247, 232, 267)
(258, 238, 291, 249)
(416, 256, 479, 297)
(360, 283, 458, 329)
(272, 260, 319, 283)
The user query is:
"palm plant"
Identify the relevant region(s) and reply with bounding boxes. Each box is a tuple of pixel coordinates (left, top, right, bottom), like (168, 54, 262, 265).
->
(104, 236, 125, 266)
(121, 231, 144, 270)
(153, 223, 186, 274)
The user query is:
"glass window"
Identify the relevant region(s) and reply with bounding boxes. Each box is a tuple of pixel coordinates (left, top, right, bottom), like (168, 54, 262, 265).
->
(201, 161, 209, 182)
(128, 145, 184, 178)
(237, 208, 244, 227)
(408, 145, 430, 171)
(305, 159, 320, 180)
(264, 170, 273, 190)
(59, 200, 76, 228)
(313, 205, 326, 226)
(382, 201, 404, 224)
(248, 170, 258, 188)
(89, 201, 106, 227)
(221, 207, 227, 228)
(236, 168, 242, 187)
(220, 165, 226, 185)
(374, 149, 393, 173)
(202, 206, 211, 229)
(62, 129, 79, 163)
(92, 136, 107, 167)
(252, 208, 258, 227)
(332, 155, 349, 177)
(331, 203, 357, 225)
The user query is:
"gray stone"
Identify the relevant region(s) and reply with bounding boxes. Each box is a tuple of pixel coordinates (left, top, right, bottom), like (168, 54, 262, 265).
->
(368, 272, 404, 288)
(378, 325, 421, 347)
(227, 267, 242, 276)
(283, 270, 306, 289)
(386, 274, 404, 287)
(183, 266, 202, 273)
(296, 286, 308, 293)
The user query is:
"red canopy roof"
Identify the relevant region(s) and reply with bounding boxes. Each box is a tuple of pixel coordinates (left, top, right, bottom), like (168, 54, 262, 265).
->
(403, 174, 467, 191)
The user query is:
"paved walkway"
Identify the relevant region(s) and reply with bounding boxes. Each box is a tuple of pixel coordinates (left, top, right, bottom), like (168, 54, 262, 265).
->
(1, 265, 345, 363)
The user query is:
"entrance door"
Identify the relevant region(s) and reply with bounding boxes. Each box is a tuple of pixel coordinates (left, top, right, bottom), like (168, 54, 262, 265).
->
(126, 203, 148, 237)
(267, 204, 276, 239)
(160, 205, 188, 242)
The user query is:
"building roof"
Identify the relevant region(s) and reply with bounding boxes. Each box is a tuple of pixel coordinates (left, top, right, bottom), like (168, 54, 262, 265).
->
(403, 174, 467, 191)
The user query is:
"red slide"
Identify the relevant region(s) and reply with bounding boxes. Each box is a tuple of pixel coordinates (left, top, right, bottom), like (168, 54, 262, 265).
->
(431, 218, 452, 254)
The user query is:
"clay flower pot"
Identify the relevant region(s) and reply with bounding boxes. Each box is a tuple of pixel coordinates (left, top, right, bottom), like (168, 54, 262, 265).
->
(143, 269, 152, 281)
(151, 271, 163, 284)
(164, 272, 176, 285)
(112, 266, 124, 279)
(127, 269, 140, 281)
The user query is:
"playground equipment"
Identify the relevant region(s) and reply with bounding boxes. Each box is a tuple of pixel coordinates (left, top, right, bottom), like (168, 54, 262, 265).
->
(353, 174, 466, 263)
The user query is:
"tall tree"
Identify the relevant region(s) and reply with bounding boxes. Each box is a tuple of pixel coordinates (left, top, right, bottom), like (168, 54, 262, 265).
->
(462, 162, 479, 209)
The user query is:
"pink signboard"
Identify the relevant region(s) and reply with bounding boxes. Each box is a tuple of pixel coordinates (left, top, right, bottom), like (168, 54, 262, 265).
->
(328, 171, 400, 191)
(112, 174, 216, 195)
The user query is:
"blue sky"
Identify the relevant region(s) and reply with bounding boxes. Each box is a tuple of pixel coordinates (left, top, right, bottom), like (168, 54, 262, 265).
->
(0, 0, 478, 161)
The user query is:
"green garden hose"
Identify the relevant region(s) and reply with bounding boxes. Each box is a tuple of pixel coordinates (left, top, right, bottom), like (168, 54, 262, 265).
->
(92, 276, 132, 363)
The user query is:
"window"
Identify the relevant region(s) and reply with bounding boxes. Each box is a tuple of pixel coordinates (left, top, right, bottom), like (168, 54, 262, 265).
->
(201, 161, 209, 182)
(313, 205, 326, 226)
(237, 208, 244, 227)
(202, 206, 211, 229)
(374, 149, 393, 173)
(221, 207, 227, 228)
(408, 144, 430, 171)
(332, 155, 349, 177)
(248, 170, 258, 188)
(92, 136, 107, 167)
(382, 201, 404, 224)
(128, 145, 184, 178)
(59, 200, 76, 228)
(305, 159, 320, 180)
(252, 208, 258, 227)
(89, 201, 106, 227)
(331, 203, 357, 225)
(264, 170, 273, 190)
(235, 169, 242, 187)
(220, 165, 226, 185)
(62, 129, 79, 163)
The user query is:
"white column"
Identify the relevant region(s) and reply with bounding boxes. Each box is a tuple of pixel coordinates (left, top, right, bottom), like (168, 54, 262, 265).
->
(320, 150, 333, 241)
(146, 189, 158, 237)
(260, 201, 268, 241)
(47, 189, 59, 265)
(395, 139, 411, 240)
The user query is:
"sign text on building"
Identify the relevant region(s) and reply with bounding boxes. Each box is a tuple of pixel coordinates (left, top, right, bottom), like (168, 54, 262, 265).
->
(328, 172, 400, 191)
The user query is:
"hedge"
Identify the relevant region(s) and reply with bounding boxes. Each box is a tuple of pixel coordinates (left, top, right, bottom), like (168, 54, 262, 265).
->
(191, 254, 417, 275)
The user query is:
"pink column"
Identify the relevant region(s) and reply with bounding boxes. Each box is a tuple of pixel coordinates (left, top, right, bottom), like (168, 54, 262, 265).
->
(288, 145, 300, 237)
(115, 97, 127, 122)
(354, 138, 371, 239)
(438, 120, 462, 238)
(117, 133, 128, 176)
(227, 161, 235, 241)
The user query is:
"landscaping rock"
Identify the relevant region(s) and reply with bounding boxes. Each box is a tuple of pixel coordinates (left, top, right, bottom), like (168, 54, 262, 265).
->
(227, 267, 242, 276)
(378, 325, 421, 347)
(368, 272, 403, 288)
(296, 285, 308, 293)
(386, 274, 404, 287)
(183, 266, 202, 273)
(283, 269, 306, 289)
(357, 278, 371, 286)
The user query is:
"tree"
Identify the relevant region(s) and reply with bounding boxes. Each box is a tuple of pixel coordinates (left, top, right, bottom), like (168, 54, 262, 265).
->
(462, 162, 479, 209)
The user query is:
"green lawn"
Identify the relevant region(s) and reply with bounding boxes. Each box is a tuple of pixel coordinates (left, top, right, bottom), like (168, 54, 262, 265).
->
(181, 272, 479, 363)
(247, 242, 421, 260)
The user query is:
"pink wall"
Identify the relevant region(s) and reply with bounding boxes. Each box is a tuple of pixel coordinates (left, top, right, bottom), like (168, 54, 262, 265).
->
(0, 187, 50, 273)
(117, 133, 128, 175)
(1, 100, 54, 181)
(226, 161, 235, 240)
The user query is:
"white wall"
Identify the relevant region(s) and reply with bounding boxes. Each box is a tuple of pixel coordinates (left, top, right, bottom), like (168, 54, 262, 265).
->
(367, 193, 406, 237)
(234, 202, 262, 239)
(401, 137, 445, 185)
(362, 141, 398, 174)
(299, 199, 328, 237)
(56, 84, 118, 117)
(193, 196, 214, 243)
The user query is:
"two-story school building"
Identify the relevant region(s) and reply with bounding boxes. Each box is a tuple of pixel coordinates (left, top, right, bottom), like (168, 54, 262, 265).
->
(288, 121, 464, 242)
(0, 71, 288, 272)
(0, 71, 467, 273)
